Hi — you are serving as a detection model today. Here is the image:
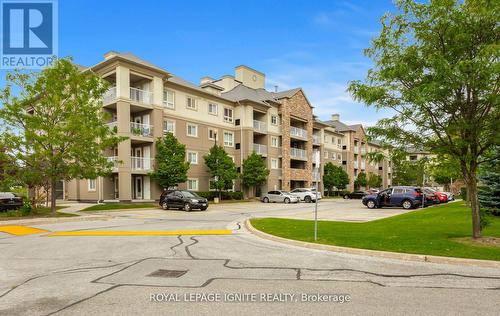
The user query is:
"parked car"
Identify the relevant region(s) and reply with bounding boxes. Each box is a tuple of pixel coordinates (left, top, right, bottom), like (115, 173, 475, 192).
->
(443, 191, 454, 201)
(424, 187, 448, 203)
(0, 192, 23, 211)
(289, 188, 322, 203)
(422, 188, 439, 205)
(159, 190, 208, 211)
(362, 186, 424, 210)
(261, 191, 299, 204)
(343, 191, 368, 199)
(367, 189, 380, 195)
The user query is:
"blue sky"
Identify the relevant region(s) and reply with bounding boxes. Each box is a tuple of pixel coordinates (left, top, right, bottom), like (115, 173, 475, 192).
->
(1, 0, 397, 125)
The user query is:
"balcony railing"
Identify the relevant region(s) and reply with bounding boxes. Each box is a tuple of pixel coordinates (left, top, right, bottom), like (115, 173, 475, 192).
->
(290, 147, 307, 160)
(130, 87, 152, 104)
(103, 87, 116, 104)
(388, 167, 392, 173)
(361, 148, 366, 155)
(107, 156, 119, 171)
(253, 120, 267, 133)
(131, 157, 154, 171)
(354, 161, 359, 169)
(253, 143, 267, 155)
(130, 122, 154, 137)
(290, 126, 307, 139)
(106, 121, 118, 131)
(313, 134, 321, 144)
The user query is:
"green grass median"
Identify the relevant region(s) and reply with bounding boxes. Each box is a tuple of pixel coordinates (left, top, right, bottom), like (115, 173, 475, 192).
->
(250, 202, 500, 261)
(82, 203, 157, 211)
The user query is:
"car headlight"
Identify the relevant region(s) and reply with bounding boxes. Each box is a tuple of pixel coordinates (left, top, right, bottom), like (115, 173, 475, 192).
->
(191, 199, 199, 203)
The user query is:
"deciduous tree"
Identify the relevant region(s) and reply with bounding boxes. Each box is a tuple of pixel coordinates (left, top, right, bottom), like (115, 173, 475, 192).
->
(241, 152, 270, 197)
(150, 133, 190, 189)
(203, 145, 238, 199)
(323, 162, 349, 195)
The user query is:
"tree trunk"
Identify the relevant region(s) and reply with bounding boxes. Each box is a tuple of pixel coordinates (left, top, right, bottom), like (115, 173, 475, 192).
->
(465, 174, 481, 239)
(50, 177, 57, 215)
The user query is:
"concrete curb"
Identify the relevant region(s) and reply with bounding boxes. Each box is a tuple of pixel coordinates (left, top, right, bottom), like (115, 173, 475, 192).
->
(244, 219, 500, 269)
(0, 215, 108, 226)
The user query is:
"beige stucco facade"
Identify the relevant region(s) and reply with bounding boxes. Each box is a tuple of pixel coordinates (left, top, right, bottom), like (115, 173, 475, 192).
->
(64, 52, 392, 202)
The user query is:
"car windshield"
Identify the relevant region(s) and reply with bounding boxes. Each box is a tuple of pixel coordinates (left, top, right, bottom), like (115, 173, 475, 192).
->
(183, 191, 200, 198)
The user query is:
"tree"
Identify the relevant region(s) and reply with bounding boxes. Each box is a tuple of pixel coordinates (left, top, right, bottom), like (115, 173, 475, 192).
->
(150, 133, 190, 189)
(354, 172, 367, 190)
(241, 152, 270, 197)
(323, 162, 349, 195)
(367, 173, 383, 189)
(348, 0, 499, 238)
(203, 145, 238, 199)
(478, 147, 500, 217)
(429, 154, 462, 190)
(0, 58, 124, 213)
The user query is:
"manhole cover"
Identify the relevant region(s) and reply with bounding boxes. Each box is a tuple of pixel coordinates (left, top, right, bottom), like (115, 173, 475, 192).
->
(147, 269, 187, 278)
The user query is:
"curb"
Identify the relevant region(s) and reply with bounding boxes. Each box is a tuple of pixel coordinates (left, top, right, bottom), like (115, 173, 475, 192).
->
(0, 215, 108, 226)
(244, 219, 500, 269)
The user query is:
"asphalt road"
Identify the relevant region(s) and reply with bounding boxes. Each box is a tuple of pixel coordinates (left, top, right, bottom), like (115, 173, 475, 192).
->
(1, 199, 499, 315)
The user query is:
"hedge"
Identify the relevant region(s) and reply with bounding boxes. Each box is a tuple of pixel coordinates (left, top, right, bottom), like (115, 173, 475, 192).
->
(195, 191, 244, 201)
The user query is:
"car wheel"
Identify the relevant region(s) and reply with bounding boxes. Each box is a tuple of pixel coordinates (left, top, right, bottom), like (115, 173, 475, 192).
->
(263, 197, 269, 203)
(304, 196, 312, 203)
(343, 195, 349, 199)
(367, 200, 376, 209)
(183, 203, 191, 212)
(201, 207, 207, 211)
(402, 200, 412, 210)
(161, 202, 169, 210)
(284, 197, 290, 204)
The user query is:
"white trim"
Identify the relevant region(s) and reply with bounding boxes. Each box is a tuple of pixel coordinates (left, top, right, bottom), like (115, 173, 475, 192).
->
(163, 90, 175, 109)
(187, 151, 198, 164)
(208, 128, 217, 141)
(163, 120, 176, 135)
(271, 158, 279, 169)
(223, 107, 234, 124)
(223, 131, 234, 147)
(208, 103, 218, 116)
(88, 179, 96, 192)
(186, 95, 197, 110)
(186, 122, 198, 137)
(270, 136, 279, 148)
(187, 178, 199, 191)
(271, 115, 278, 126)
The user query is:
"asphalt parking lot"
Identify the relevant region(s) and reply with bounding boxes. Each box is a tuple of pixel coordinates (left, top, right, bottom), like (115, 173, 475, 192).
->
(1, 199, 499, 315)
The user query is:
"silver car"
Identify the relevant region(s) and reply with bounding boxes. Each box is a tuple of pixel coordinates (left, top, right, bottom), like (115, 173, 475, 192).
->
(290, 187, 322, 203)
(261, 190, 299, 204)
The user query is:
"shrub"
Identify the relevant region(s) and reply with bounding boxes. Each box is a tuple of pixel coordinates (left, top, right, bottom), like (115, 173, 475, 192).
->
(20, 200, 32, 216)
(195, 191, 243, 201)
(461, 187, 467, 201)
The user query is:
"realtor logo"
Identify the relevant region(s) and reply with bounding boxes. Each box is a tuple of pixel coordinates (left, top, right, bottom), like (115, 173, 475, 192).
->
(1, 0, 58, 69)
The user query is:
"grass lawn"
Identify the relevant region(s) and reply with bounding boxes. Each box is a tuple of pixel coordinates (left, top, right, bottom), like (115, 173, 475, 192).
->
(82, 203, 158, 211)
(251, 202, 500, 261)
(0, 206, 74, 220)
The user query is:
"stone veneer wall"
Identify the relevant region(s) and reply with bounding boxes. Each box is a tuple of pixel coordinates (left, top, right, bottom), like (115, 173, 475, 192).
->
(279, 90, 313, 191)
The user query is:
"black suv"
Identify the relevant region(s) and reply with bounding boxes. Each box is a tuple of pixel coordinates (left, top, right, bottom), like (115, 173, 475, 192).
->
(159, 190, 208, 211)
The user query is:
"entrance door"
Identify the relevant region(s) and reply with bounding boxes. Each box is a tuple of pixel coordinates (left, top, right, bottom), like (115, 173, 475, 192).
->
(134, 176, 143, 199)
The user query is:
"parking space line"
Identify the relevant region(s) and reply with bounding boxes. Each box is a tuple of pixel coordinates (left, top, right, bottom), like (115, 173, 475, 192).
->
(0, 225, 48, 236)
(45, 229, 232, 237)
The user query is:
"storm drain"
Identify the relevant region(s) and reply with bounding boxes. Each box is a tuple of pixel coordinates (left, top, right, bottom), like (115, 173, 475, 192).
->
(147, 269, 188, 278)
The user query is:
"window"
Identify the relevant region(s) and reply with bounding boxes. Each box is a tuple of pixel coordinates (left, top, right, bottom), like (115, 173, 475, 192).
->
(208, 128, 217, 140)
(163, 120, 175, 135)
(208, 103, 218, 115)
(324, 135, 328, 143)
(163, 90, 175, 108)
(88, 179, 96, 191)
(324, 151, 328, 159)
(337, 154, 342, 161)
(187, 179, 198, 191)
(271, 158, 279, 169)
(332, 137, 336, 143)
(187, 123, 198, 137)
(223, 108, 233, 123)
(223, 131, 234, 147)
(186, 96, 197, 110)
(271, 136, 279, 148)
(271, 115, 278, 125)
(187, 151, 198, 164)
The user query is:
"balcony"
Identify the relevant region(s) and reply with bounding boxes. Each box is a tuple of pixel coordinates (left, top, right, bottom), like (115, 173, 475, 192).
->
(354, 161, 359, 169)
(107, 156, 119, 172)
(253, 143, 267, 156)
(130, 87, 152, 104)
(131, 157, 154, 171)
(290, 147, 307, 160)
(388, 167, 392, 173)
(130, 122, 154, 137)
(106, 121, 118, 131)
(354, 146, 359, 153)
(253, 120, 267, 133)
(361, 148, 366, 155)
(313, 134, 321, 144)
(103, 87, 116, 104)
(290, 126, 307, 139)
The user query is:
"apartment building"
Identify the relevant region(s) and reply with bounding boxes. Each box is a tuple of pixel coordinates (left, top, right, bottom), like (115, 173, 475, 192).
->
(65, 52, 391, 202)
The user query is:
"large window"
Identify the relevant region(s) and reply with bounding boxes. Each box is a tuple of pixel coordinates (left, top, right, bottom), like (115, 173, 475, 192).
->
(187, 123, 198, 137)
(187, 151, 198, 164)
(187, 179, 198, 191)
(271, 158, 279, 169)
(271, 136, 279, 148)
(186, 96, 197, 110)
(271, 115, 278, 125)
(163, 120, 175, 135)
(223, 108, 233, 123)
(223, 131, 234, 147)
(88, 179, 96, 191)
(208, 103, 218, 115)
(163, 90, 175, 108)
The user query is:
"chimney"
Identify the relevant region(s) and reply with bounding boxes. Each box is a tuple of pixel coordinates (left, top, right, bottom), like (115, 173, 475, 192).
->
(331, 113, 340, 121)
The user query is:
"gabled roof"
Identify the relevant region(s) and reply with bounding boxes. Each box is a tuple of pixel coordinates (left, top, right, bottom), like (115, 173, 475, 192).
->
(168, 76, 234, 102)
(221, 84, 274, 106)
(91, 51, 170, 77)
(272, 88, 301, 99)
(323, 120, 357, 132)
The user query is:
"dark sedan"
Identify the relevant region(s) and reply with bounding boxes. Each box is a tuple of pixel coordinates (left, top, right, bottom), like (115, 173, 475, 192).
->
(343, 190, 368, 199)
(0, 192, 23, 211)
(159, 190, 208, 211)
